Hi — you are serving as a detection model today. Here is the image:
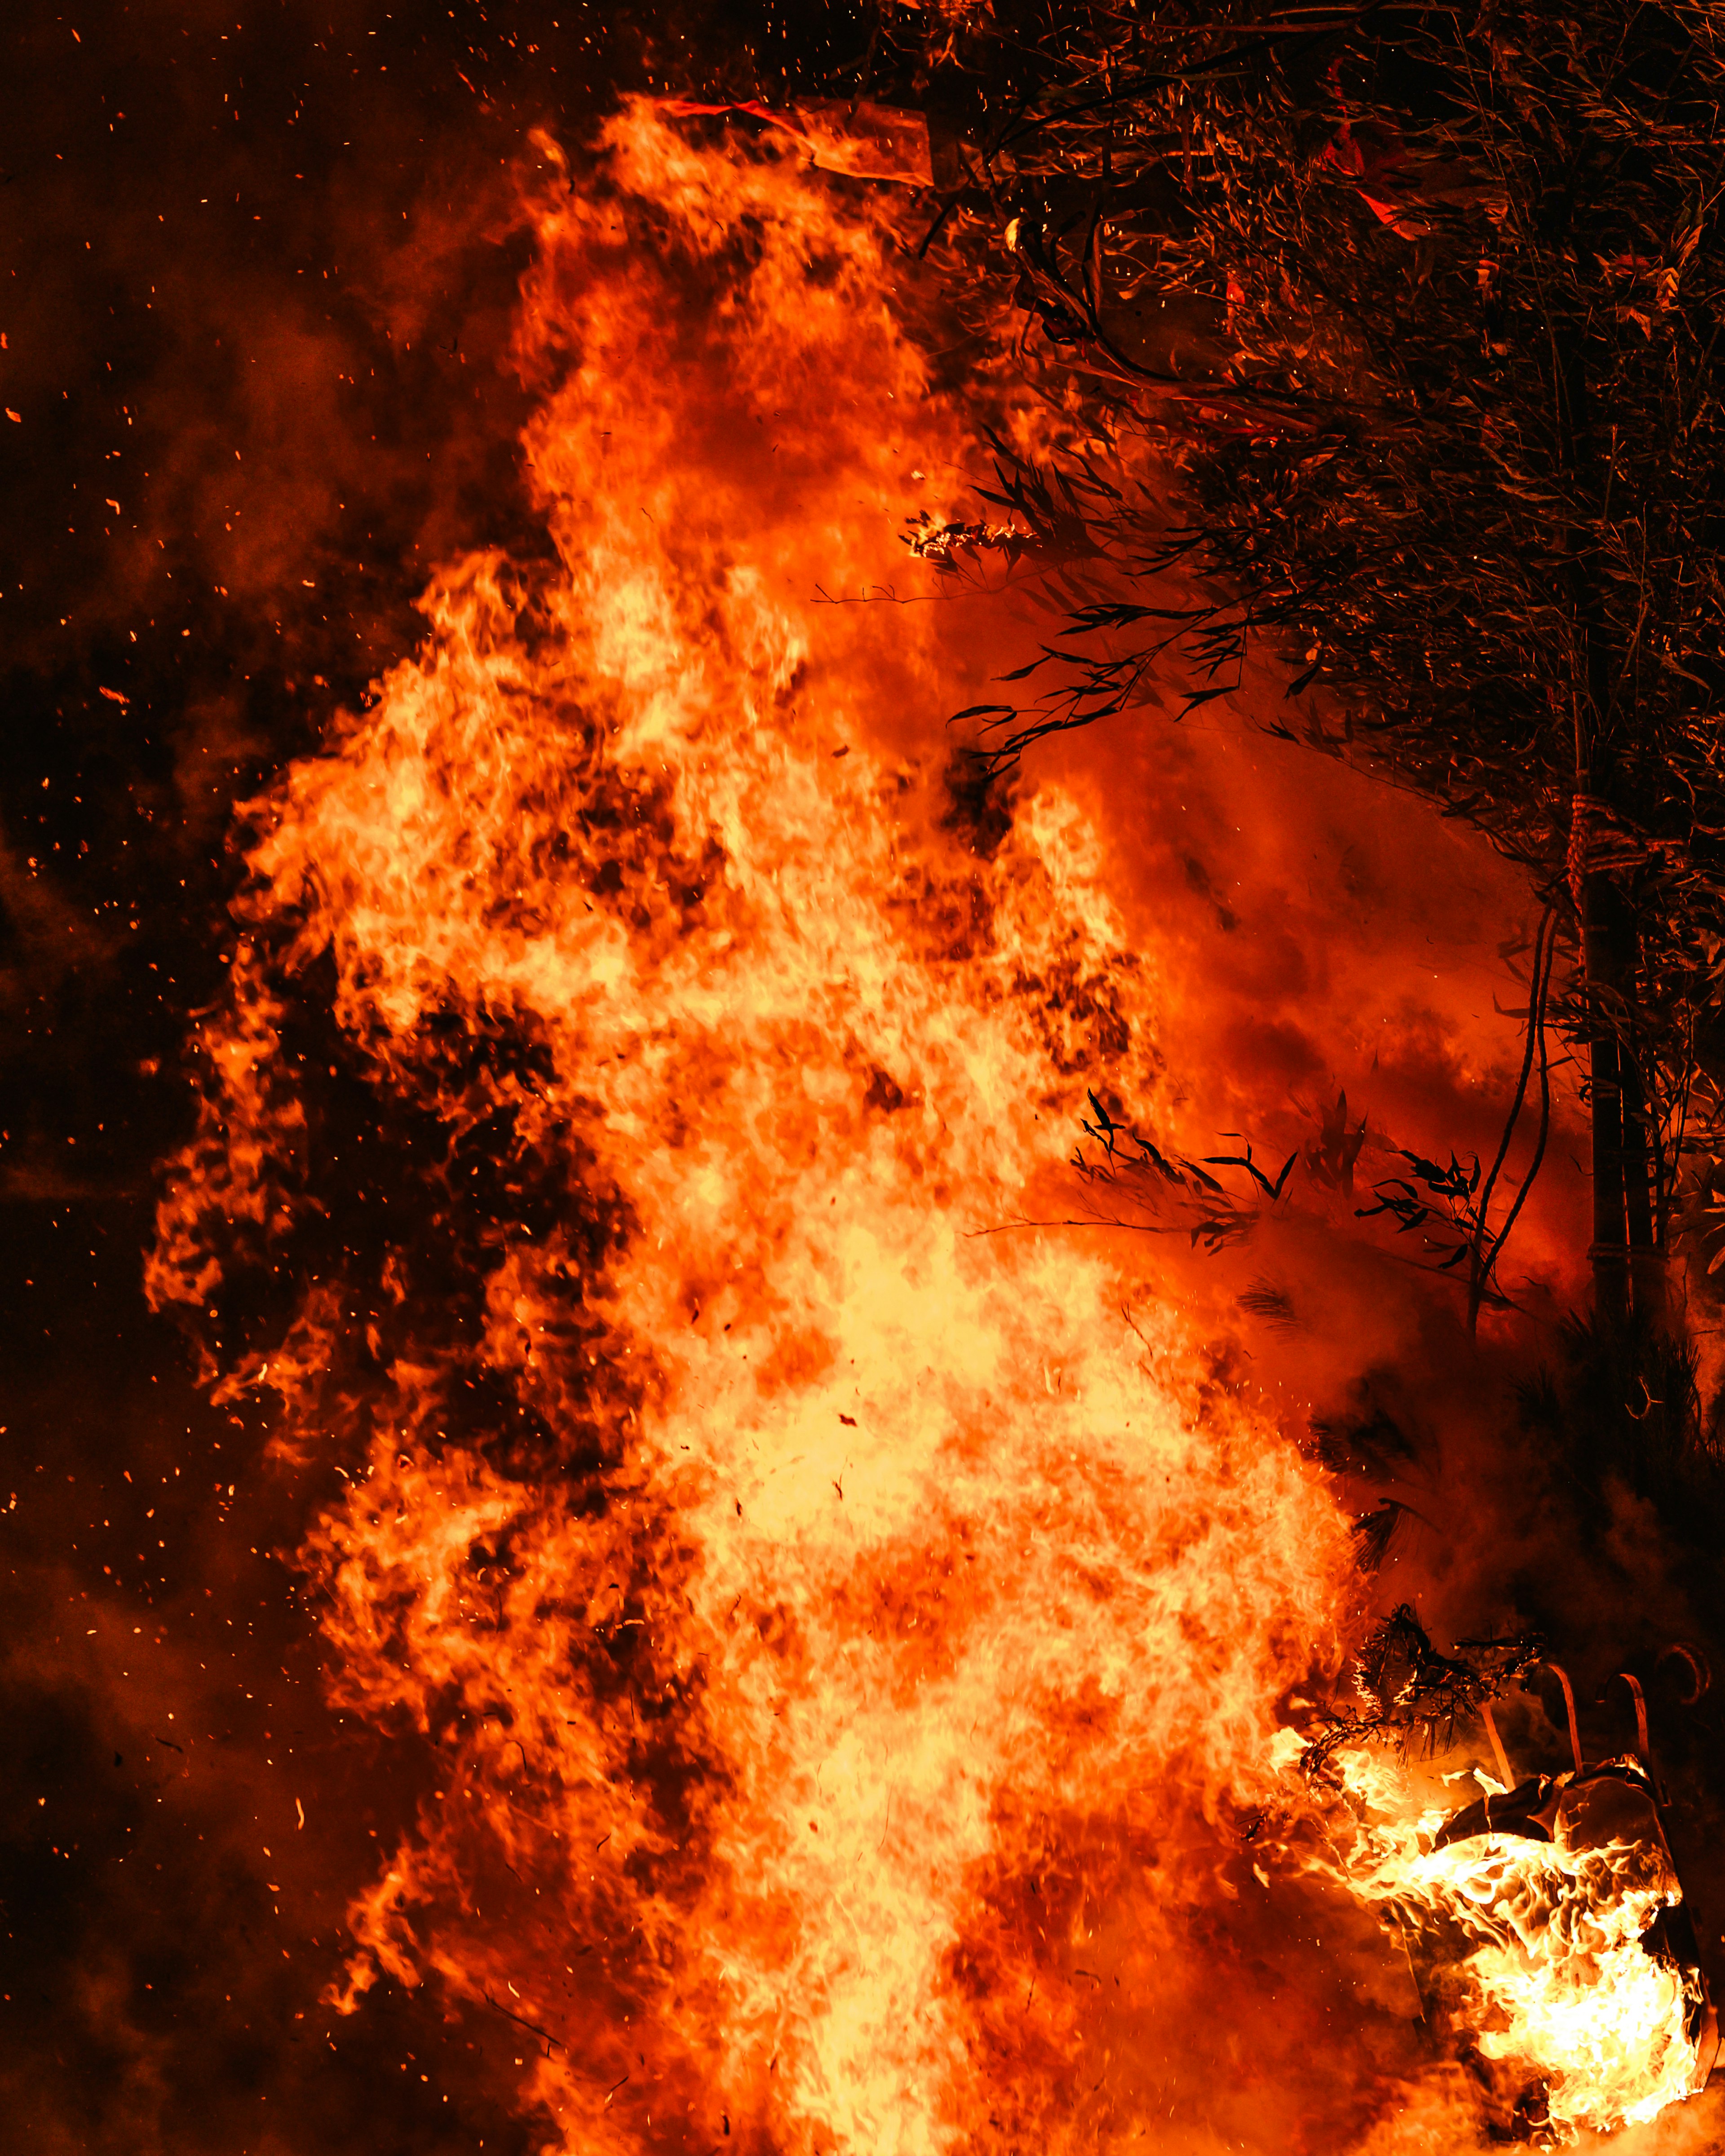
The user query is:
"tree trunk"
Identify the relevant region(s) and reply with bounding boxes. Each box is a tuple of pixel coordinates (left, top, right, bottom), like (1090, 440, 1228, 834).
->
(1621, 1018, 1668, 1333)
(1581, 873, 1665, 1331)
(1583, 874, 1631, 1330)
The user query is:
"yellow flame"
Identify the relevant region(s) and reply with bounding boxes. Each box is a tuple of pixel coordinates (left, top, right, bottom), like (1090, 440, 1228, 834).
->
(1324, 1750, 1701, 2138)
(149, 104, 1357, 2154)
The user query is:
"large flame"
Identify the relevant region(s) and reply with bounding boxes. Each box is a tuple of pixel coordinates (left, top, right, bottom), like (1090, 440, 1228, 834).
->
(142, 103, 1703, 2152)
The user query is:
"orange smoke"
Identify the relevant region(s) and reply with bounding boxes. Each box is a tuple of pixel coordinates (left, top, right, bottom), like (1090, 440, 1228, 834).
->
(143, 102, 1685, 2155)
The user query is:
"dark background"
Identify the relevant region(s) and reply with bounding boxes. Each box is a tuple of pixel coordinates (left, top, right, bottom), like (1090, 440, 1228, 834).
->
(0, 3, 866, 2147)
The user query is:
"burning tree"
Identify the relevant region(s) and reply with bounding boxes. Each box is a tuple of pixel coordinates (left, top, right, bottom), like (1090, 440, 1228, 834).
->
(887, 0, 1725, 1354)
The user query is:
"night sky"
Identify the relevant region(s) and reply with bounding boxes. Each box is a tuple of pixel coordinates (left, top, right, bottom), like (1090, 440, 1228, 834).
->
(0, 4, 864, 2147)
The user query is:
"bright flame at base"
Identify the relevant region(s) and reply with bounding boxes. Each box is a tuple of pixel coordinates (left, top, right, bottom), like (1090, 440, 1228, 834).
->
(1314, 1748, 1704, 2140)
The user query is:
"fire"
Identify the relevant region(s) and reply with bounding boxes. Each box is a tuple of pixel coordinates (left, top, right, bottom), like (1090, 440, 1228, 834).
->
(140, 98, 1707, 2152)
(1311, 1746, 1706, 2139)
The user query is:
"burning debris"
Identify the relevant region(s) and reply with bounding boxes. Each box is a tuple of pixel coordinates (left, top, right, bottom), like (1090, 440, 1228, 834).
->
(902, 508, 1032, 570)
(1291, 1612, 1721, 2141)
(1333, 1746, 1713, 2140)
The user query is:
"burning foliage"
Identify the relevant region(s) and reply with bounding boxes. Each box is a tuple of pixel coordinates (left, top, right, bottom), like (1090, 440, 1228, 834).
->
(1303, 1604, 1546, 1776)
(1070, 1080, 1541, 1325)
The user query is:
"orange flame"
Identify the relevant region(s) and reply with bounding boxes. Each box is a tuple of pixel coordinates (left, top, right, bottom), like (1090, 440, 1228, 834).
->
(144, 101, 1698, 2152)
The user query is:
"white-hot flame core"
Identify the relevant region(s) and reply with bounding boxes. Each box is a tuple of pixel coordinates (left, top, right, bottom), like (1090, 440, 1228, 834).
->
(1329, 1754, 1701, 2138)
